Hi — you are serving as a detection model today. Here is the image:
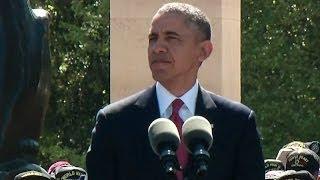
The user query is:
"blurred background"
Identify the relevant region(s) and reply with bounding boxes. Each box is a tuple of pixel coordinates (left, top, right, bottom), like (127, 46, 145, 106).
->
(30, 0, 319, 169)
(30, 0, 109, 168)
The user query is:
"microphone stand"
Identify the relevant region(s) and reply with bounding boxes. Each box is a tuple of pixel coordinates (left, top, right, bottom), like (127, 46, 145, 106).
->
(159, 146, 181, 180)
(188, 144, 211, 180)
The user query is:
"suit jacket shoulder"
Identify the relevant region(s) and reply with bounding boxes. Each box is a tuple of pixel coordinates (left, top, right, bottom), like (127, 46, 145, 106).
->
(86, 85, 165, 180)
(100, 88, 149, 115)
(95, 85, 159, 141)
(198, 88, 254, 123)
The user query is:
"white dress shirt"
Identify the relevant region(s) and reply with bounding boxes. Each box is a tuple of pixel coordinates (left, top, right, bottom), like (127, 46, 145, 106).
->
(155, 80, 199, 122)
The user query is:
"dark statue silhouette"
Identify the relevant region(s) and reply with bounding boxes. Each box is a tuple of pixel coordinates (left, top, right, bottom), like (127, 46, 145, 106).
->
(0, 0, 50, 178)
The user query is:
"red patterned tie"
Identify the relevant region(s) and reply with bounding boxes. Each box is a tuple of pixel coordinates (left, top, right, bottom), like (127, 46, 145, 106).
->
(170, 99, 188, 180)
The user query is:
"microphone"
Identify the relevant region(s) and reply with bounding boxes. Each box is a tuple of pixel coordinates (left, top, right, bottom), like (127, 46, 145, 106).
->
(182, 116, 213, 177)
(148, 118, 181, 177)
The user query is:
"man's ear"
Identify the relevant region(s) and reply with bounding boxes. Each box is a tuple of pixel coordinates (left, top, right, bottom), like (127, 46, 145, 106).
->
(198, 40, 213, 63)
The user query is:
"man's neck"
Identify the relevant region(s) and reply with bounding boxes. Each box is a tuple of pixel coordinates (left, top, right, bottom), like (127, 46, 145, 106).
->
(159, 78, 197, 97)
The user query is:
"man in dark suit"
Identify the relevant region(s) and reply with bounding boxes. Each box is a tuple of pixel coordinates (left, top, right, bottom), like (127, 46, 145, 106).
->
(86, 2, 264, 180)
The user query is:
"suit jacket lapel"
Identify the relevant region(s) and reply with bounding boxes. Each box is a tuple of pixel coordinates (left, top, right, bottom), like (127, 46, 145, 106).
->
(134, 85, 160, 124)
(133, 85, 218, 124)
(135, 85, 217, 119)
(195, 86, 218, 123)
(133, 85, 168, 179)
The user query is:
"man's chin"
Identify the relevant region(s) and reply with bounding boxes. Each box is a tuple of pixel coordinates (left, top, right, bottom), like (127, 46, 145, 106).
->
(151, 73, 160, 82)
(151, 73, 167, 83)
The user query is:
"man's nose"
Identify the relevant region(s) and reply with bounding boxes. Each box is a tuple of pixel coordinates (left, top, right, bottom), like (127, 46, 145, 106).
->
(152, 39, 167, 54)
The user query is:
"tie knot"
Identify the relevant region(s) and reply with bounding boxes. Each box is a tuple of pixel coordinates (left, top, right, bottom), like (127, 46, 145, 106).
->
(172, 98, 184, 114)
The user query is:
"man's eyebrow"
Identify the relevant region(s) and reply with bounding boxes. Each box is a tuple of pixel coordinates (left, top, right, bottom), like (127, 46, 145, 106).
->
(148, 32, 157, 38)
(148, 31, 181, 38)
(165, 31, 180, 37)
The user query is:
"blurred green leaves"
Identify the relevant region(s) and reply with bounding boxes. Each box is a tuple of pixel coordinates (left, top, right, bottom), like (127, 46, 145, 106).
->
(30, 0, 109, 168)
(242, 0, 320, 158)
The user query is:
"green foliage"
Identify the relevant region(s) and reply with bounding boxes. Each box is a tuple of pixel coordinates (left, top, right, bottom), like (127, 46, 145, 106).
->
(39, 133, 85, 168)
(30, 0, 109, 169)
(242, 0, 320, 158)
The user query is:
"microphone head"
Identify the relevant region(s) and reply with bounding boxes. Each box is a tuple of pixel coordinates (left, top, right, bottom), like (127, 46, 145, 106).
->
(182, 116, 213, 153)
(148, 118, 180, 155)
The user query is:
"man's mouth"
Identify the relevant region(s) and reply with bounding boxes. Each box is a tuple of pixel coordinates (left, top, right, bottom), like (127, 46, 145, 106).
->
(151, 60, 171, 65)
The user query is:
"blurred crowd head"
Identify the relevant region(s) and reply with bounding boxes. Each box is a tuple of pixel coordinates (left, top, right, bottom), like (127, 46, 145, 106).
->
(265, 140, 320, 180)
(0, 160, 87, 180)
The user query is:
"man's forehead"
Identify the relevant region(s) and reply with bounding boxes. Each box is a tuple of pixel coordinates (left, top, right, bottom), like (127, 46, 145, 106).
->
(151, 13, 186, 25)
(149, 13, 189, 33)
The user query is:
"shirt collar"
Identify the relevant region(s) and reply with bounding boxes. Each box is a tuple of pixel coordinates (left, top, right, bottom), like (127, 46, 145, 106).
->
(156, 80, 199, 116)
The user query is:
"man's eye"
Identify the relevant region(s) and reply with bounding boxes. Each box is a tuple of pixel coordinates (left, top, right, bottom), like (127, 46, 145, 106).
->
(149, 36, 157, 42)
(168, 36, 177, 39)
(167, 36, 180, 42)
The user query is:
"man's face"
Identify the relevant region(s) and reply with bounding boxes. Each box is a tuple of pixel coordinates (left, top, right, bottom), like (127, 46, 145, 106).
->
(148, 13, 204, 86)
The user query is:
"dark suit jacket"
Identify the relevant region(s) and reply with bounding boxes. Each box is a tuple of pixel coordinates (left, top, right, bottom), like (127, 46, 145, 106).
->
(86, 85, 265, 180)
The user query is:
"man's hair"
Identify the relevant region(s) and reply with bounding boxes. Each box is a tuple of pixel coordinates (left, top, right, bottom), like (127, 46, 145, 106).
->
(155, 3, 211, 41)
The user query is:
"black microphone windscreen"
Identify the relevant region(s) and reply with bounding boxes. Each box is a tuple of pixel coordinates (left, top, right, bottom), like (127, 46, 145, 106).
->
(148, 118, 180, 155)
(182, 116, 213, 153)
